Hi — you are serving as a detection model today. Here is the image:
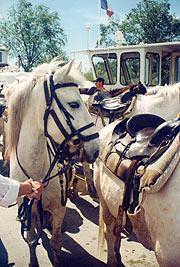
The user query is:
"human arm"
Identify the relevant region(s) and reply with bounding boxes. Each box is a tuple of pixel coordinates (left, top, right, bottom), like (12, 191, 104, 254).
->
(0, 175, 44, 208)
(0, 175, 20, 207)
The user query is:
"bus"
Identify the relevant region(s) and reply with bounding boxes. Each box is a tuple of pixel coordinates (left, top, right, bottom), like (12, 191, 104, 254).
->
(73, 41, 180, 90)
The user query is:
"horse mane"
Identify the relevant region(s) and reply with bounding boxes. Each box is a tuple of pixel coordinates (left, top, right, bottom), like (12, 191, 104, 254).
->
(6, 78, 35, 158)
(6, 59, 64, 158)
(155, 82, 180, 97)
(146, 83, 180, 97)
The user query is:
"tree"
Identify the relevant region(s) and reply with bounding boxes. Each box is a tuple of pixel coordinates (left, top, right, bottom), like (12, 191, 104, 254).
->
(98, 18, 121, 47)
(100, 0, 180, 46)
(0, 0, 67, 71)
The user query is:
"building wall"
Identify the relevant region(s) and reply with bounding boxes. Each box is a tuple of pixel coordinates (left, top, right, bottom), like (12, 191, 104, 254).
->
(0, 47, 8, 66)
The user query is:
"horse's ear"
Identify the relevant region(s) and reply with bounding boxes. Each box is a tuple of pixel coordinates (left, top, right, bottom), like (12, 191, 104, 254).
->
(76, 61, 82, 70)
(53, 59, 75, 83)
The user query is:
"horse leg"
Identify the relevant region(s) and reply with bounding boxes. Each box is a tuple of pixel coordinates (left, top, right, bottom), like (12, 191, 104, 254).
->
(49, 206, 66, 267)
(114, 207, 125, 267)
(100, 200, 124, 267)
(68, 166, 79, 199)
(82, 162, 97, 197)
(70, 177, 78, 197)
(29, 243, 39, 267)
(28, 209, 40, 267)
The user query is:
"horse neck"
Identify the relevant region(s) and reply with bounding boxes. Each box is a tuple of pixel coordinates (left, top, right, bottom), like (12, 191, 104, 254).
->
(134, 94, 179, 120)
(14, 93, 49, 180)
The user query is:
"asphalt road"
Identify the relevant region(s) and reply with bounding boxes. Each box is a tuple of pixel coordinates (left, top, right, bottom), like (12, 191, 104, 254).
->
(0, 158, 159, 267)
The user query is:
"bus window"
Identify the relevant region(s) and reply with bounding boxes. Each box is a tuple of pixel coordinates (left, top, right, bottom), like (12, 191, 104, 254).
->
(175, 56, 180, 82)
(145, 52, 160, 86)
(120, 52, 140, 85)
(92, 53, 117, 85)
(161, 54, 170, 85)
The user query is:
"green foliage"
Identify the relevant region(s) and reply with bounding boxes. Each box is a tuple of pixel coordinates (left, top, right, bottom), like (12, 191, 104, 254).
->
(0, 0, 67, 71)
(83, 69, 94, 81)
(98, 18, 121, 47)
(100, 0, 180, 46)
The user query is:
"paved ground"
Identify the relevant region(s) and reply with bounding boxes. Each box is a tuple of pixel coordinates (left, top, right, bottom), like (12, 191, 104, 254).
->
(0, 194, 159, 267)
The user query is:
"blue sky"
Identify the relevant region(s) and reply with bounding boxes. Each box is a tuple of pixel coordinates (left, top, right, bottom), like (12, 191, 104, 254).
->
(1, 0, 180, 58)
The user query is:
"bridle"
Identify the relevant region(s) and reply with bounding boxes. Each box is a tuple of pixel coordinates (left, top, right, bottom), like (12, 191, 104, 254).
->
(17, 73, 99, 182)
(17, 73, 99, 246)
(43, 74, 99, 154)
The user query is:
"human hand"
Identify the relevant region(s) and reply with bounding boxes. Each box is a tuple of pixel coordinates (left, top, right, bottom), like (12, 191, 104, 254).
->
(27, 180, 44, 200)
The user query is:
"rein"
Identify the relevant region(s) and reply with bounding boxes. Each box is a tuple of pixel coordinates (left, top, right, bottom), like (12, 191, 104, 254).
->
(16, 73, 99, 246)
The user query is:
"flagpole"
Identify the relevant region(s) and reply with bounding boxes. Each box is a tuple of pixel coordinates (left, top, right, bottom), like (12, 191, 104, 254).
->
(98, 0, 101, 48)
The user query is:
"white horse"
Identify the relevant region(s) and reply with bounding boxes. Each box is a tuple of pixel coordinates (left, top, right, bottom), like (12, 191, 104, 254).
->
(6, 59, 100, 267)
(94, 83, 180, 267)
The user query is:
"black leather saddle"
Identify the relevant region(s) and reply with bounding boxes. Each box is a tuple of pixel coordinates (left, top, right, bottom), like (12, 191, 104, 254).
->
(109, 113, 179, 213)
(91, 92, 132, 124)
(150, 118, 180, 146)
(113, 114, 179, 161)
(127, 113, 165, 137)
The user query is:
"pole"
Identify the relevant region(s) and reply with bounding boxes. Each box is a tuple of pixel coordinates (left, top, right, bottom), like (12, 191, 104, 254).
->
(86, 22, 91, 49)
(98, 0, 101, 48)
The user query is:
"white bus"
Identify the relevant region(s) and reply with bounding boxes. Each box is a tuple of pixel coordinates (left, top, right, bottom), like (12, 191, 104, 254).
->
(74, 41, 180, 90)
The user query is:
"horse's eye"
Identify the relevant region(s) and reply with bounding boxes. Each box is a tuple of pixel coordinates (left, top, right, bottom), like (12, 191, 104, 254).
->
(68, 102, 80, 109)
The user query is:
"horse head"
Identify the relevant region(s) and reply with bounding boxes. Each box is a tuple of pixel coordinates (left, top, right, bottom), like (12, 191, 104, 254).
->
(37, 59, 100, 164)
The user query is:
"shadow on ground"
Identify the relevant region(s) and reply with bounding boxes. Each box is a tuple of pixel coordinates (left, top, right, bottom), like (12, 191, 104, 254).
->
(70, 196, 99, 225)
(41, 231, 106, 267)
(0, 160, 9, 176)
(0, 239, 15, 267)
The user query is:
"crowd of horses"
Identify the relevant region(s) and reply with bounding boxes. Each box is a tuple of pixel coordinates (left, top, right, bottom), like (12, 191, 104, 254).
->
(0, 59, 179, 267)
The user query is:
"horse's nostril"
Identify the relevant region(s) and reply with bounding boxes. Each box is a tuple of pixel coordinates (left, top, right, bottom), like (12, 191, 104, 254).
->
(73, 139, 80, 145)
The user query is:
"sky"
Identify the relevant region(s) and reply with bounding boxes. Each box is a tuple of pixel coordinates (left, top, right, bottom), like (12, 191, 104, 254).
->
(0, 0, 180, 61)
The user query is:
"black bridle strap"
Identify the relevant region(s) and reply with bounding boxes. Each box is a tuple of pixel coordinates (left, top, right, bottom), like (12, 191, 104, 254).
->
(16, 146, 31, 179)
(53, 93, 74, 121)
(54, 82, 78, 90)
(46, 109, 70, 139)
(44, 79, 52, 106)
(75, 122, 99, 142)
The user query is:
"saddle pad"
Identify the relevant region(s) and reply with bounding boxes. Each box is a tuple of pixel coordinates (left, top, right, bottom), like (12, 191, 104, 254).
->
(97, 158, 125, 219)
(98, 122, 133, 218)
(101, 98, 127, 110)
(140, 134, 180, 192)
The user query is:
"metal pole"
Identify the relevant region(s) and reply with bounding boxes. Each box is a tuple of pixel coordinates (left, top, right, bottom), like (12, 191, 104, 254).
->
(98, 0, 101, 48)
(86, 22, 91, 49)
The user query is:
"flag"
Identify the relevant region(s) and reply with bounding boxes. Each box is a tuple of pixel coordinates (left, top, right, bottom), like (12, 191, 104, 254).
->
(101, 0, 108, 10)
(100, 0, 114, 17)
(106, 6, 114, 17)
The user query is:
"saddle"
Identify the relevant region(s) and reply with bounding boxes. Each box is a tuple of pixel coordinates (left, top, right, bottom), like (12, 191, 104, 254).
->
(90, 92, 133, 124)
(108, 113, 180, 212)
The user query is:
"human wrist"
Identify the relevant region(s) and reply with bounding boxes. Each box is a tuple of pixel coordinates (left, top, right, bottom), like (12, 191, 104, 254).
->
(18, 181, 33, 197)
